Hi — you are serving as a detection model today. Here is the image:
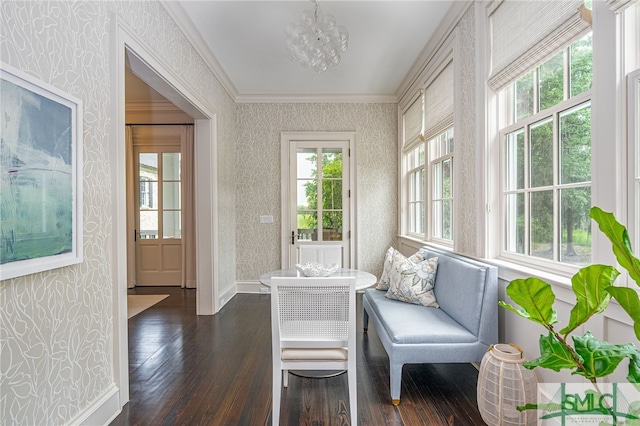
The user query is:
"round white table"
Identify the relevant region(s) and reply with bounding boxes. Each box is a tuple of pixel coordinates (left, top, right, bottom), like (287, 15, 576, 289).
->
(259, 268, 377, 291)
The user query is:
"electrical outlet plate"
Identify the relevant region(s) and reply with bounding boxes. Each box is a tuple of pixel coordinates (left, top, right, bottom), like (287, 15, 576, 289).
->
(259, 215, 273, 224)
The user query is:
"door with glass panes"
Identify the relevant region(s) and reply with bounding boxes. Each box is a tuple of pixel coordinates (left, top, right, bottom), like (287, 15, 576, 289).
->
(134, 142, 182, 285)
(289, 140, 350, 267)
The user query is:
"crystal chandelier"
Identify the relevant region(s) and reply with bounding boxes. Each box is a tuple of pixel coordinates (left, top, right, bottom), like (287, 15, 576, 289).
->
(285, 0, 349, 73)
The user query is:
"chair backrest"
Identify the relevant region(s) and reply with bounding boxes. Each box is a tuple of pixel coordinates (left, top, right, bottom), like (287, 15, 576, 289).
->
(271, 276, 355, 349)
(298, 244, 342, 267)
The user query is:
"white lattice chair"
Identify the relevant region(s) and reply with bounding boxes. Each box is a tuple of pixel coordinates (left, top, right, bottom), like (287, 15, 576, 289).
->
(270, 276, 356, 426)
(298, 244, 342, 267)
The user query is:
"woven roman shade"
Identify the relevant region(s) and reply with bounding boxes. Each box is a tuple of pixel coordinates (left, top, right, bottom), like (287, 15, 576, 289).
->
(424, 61, 453, 142)
(488, 0, 590, 92)
(403, 92, 424, 147)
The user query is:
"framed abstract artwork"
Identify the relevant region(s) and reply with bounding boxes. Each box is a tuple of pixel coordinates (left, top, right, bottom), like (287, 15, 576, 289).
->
(0, 63, 83, 280)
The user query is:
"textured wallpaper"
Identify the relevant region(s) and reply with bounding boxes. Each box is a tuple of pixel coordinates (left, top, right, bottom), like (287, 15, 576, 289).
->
(0, 1, 236, 424)
(454, 6, 478, 256)
(236, 103, 398, 282)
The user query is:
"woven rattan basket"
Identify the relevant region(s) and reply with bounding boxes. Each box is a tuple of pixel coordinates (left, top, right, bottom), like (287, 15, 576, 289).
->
(477, 343, 538, 425)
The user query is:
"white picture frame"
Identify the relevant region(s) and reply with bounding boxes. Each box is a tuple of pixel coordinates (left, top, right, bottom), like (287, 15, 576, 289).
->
(0, 63, 83, 280)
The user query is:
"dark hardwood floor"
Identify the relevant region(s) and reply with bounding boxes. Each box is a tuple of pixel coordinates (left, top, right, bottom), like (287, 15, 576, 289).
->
(110, 287, 485, 426)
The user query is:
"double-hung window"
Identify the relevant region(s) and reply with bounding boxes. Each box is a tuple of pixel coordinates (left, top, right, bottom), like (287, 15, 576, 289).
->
(407, 143, 425, 235)
(403, 93, 426, 237)
(431, 128, 454, 241)
(488, 0, 593, 269)
(500, 33, 593, 267)
(406, 128, 453, 241)
(402, 60, 454, 243)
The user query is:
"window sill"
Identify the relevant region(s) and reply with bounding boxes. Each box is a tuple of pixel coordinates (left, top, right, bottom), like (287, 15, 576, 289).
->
(488, 257, 635, 327)
(486, 258, 572, 288)
(399, 234, 575, 290)
(397, 235, 453, 251)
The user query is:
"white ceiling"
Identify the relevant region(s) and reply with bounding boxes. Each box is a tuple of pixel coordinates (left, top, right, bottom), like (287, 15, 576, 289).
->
(167, 1, 454, 101)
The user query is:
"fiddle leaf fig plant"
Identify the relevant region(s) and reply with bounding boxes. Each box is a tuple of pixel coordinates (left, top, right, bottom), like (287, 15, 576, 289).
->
(591, 206, 640, 339)
(499, 207, 640, 388)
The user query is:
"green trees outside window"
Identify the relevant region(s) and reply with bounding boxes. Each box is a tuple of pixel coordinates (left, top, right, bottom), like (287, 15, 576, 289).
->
(297, 150, 343, 241)
(503, 33, 592, 266)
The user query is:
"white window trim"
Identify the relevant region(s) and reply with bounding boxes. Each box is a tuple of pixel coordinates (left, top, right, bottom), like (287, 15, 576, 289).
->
(429, 129, 454, 246)
(405, 144, 426, 238)
(628, 69, 640, 252)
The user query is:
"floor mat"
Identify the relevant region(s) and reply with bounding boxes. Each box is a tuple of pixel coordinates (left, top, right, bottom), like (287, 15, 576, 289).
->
(127, 294, 169, 319)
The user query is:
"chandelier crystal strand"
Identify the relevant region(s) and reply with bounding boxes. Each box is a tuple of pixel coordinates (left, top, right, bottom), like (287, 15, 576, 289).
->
(286, 0, 348, 73)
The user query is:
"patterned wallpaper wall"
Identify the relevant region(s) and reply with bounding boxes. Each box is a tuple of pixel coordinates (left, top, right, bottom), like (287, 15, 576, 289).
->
(0, 1, 236, 424)
(236, 103, 398, 282)
(454, 6, 478, 256)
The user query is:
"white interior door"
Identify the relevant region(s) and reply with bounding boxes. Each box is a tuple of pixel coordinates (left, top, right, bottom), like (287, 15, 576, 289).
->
(288, 140, 351, 268)
(133, 129, 182, 286)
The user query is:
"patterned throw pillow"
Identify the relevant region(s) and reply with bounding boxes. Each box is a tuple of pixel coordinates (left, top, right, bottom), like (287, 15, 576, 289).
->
(376, 248, 427, 291)
(385, 256, 439, 307)
(376, 247, 396, 290)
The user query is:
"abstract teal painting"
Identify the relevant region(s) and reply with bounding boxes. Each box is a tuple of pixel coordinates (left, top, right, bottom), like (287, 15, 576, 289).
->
(0, 64, 82, 280)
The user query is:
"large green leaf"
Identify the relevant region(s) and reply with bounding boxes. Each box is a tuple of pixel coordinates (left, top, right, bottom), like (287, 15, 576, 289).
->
(628, 353, 640, 387)
(606, 286, 640, 340)
(591, 206, 640, 286)
(525, 332, 578, 372)
(559, 265, 618, 336)
(572, 331, 638, 380)
(500, 278, 558, 327)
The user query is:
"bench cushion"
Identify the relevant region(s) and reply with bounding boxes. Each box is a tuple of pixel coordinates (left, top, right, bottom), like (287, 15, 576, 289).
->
(364, 288, 477, 344)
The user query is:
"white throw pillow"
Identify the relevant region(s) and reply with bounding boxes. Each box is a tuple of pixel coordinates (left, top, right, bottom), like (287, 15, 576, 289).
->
(376, 247, 396, 290)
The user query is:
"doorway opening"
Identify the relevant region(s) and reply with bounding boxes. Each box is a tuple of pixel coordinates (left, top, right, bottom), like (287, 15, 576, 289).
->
(114, 24, 220, 407)
(125, 122, 196, 288)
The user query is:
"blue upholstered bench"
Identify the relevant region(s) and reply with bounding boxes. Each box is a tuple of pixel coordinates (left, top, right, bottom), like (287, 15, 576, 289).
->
(363, 246, 498, 405)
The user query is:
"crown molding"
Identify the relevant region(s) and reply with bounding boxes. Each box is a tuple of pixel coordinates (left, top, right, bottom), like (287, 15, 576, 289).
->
(160, 0, 239, 101)
(160, 1, 399, 105)
(235, 93, 398, 104)
(396, 0, 472, 103)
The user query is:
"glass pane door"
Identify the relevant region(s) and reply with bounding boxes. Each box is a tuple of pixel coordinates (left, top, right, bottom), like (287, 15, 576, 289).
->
(296, 147, 344, 242)
(288, 138, 350, 269)
(134, 139, 183, 286)
(138, 152, 181, 241)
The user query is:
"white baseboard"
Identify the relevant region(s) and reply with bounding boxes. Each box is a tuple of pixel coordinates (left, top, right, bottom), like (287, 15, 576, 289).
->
(218, 283, 238, 309)
(236, 280, 269, 294)
(67, 384, 121, 426)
